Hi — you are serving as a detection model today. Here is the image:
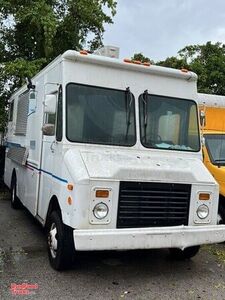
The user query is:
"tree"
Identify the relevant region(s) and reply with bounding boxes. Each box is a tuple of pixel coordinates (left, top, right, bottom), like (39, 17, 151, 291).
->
(157, 42, 225, 95)
(0, 0, 117, 131)
(157, 56, 188, 70)
(0, 0, 117, 61)
(131, 53, 152, 64)
(179, 42, 225, 94)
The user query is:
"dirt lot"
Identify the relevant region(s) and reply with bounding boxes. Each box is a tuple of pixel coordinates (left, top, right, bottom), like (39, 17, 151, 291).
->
(0, 189, 225, 300)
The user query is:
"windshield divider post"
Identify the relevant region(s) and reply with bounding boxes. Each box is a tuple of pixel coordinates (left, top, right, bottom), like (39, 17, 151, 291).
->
(143, 90, 148, 143)
(125, 87, 133, 140)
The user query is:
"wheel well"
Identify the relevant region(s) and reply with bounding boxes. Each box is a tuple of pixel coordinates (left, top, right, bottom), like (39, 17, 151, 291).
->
(45, 196, 62, 227)
(219, 194, 225, 209)
(11, 169, 16, 182)
(10, 169, 17, 189)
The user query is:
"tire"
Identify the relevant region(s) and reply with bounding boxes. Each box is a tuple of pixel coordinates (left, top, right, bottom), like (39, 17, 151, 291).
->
(169, 246, 200, 260)
(47, 210, 75, 271)
(218, 204, 225, 224)
(10, 174, 21, 209)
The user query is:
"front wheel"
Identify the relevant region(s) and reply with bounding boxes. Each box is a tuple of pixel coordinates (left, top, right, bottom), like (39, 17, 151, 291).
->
(169, 246, 200, 260)
(218, 204, 225, 224)
(47, 211, 75, 270)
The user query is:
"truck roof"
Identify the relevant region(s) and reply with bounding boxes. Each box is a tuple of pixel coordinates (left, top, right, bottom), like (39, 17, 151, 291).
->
(198, 93, 225, 108)
(9, 50, 198, 100)
(198, 93, 225, 131)
(62, 50, 197, 81)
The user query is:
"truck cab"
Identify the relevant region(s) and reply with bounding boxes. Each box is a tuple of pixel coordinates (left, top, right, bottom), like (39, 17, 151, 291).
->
(4, 51, 225, 270)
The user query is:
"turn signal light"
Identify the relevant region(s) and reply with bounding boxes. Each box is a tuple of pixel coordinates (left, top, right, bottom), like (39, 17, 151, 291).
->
(143, 62, 151, 67)
(133, 60, 142, 65)
(199, 193, 210, 201)
(123, 59, 150, 67)
(124, 58, 132, 63)
(80, 50, 88, 55)
(96, 190, 109, 198)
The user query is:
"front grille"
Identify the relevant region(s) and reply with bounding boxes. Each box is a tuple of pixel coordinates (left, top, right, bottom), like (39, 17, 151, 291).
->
(117, 181, 191, 228)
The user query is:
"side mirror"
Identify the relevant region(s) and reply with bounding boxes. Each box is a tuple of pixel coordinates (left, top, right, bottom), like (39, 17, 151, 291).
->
(28, 90, 37, 115)
(42, 124, 55, 136)
(44, 94, 57, 114)
(199, 110, 206, 127)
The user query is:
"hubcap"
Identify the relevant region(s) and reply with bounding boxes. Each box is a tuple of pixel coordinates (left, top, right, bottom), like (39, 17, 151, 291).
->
(48, 223, 58, 258)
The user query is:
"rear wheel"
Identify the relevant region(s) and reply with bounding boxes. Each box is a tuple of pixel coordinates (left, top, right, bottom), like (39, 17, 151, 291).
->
(169, 246, 200, 260)
(10, 174, 21, 209)
(47, 210, 75, 271)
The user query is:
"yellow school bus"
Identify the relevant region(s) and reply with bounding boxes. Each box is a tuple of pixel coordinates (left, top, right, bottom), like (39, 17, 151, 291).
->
(198, 93, 225, 223)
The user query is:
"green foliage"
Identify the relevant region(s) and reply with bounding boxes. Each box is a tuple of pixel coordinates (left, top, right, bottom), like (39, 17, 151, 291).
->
(3, 58, 47, 87)
(180, 42, 225, 94)
(0, 0, 117, 131)
(157, 56, 188, 70)
(157, 42, 225, 95)
(131, 53, 152, 64)
(0, 100, 7, 132)
(0, 0, 117, 60)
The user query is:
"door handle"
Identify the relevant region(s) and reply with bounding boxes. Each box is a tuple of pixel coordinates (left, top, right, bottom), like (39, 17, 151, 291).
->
(50, 140, 56, 153)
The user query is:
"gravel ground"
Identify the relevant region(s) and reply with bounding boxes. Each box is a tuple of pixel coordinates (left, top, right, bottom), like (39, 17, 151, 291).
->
(0, 189, 225, 300)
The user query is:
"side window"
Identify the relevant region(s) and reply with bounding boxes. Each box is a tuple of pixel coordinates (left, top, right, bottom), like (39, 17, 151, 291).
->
(44, 92, 57, 126)
(8, 100, 14, 122)
(56, 85, 63, 141)
(45, 113, 56, 125)
(42, 93, 57, 136)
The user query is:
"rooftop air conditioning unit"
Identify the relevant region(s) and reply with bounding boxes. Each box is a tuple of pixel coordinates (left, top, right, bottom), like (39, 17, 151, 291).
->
(94, 45, 120, 59)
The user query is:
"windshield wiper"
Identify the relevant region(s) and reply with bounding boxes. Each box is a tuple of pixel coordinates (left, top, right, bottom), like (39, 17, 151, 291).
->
(125, 87, 133, 140)
(141, 90, 148, 143)
(214, 159, 225, 162)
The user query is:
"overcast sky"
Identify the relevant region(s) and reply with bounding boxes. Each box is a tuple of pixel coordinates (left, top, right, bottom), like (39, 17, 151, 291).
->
(103, 0, 225, 62)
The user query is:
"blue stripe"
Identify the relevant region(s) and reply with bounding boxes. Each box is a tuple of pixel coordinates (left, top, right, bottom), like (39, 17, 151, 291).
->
(40, 168, 52, 176)
(52, 174, 68, 183)
(5, 144, 68, 183)
(26, 163, 39, 172)
(26, 163, 68, 183)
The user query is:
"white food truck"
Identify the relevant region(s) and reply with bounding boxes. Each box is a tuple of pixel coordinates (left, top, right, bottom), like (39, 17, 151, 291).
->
(4, 49, 225, 270)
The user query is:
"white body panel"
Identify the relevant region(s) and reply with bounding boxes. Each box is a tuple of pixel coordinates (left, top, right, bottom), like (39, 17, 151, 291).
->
(4, 51, 225, 252)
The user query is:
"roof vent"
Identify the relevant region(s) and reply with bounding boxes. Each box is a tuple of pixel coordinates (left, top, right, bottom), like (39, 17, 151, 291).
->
(94, 45, 120, 59)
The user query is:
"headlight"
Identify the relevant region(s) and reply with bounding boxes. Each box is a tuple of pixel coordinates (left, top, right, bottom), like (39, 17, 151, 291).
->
(93, 203, 109, 219)
(197, 204, 209, 219)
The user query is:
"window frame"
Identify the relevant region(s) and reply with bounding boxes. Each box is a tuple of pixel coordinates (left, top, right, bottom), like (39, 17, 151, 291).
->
(56, 85, 63, 142)
(138, 93, 201, 152)
(204, 133, 225, 166)
(65, 82, 137, 147)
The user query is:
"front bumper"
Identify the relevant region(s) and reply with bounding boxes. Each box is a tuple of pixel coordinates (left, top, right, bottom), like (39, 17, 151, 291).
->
(73, 225, 225, 251)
